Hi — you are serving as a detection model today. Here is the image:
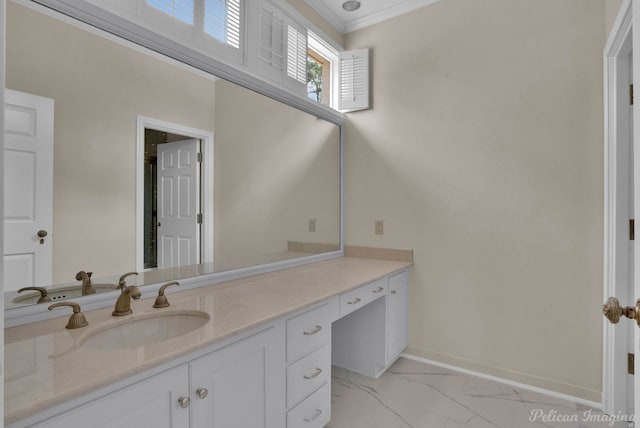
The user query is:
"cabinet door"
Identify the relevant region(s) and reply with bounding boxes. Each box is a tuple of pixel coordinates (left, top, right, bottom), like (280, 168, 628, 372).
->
(190, 327, 280, 428)
(387, 270, 409, 364)
(31, 365, 190, 428)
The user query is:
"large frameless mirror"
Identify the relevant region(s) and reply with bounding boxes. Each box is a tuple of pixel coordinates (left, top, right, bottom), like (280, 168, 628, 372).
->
(4, 0, 341, 311)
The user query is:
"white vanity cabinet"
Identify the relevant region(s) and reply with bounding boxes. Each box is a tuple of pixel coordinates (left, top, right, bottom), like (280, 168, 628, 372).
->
(332, 269, 410, 378)
(7, 265, 411, 428)
(284, 300, 337, 428)
(387, 270, 410, 363)
(190, 326, 283, 428)
(18, 326, 282, 428)
(29, 364, 191, 428)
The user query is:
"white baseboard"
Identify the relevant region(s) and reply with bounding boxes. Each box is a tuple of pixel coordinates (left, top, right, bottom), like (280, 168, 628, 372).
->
(400, 352, 603, 411)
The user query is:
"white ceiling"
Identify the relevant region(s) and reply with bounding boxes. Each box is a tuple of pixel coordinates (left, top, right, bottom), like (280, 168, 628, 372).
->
(303, 0, 442, 33)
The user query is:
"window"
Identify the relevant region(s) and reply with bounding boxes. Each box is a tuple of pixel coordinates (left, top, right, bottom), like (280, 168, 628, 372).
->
(307, 49, 329, 106)
(146, 0, 241, 50)
(148, 0, 194, 24)
(307, 31, 338, 109)
(204, 0, 240, 48)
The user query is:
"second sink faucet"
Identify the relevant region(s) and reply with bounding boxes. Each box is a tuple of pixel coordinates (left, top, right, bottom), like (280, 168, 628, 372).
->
(113, 272, 140, 317)
(76, 271, 95, 295)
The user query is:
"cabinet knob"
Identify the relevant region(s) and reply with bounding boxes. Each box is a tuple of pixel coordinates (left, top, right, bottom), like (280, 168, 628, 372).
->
(178, 396, 190, 408)
(391, 290, 397, 295)
(196, 388, 208, 399)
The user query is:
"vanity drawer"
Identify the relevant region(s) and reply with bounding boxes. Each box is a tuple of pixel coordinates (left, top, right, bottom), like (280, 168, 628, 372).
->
(286, 303, 332, 363)
(287, 382, 331, 428)
(339, 277, 385, 318)
(287, 345, 330, 408)
(367, 277, 387, 302)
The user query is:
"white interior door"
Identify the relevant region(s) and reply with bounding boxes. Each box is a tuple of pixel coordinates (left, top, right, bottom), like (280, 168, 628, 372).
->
(157, 139, 200, 269)
(634, 0, 640, 418)
(3, 89, 54, 292)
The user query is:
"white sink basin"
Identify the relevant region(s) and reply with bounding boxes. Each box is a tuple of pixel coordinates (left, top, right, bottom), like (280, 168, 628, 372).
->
(79, 311, 210, 350)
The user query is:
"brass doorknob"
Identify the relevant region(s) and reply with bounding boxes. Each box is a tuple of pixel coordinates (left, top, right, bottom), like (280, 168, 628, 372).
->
(603, 297, 640, 326)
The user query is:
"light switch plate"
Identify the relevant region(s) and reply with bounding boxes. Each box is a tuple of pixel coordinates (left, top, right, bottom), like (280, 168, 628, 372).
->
(375, 220, 384, 235)
(309, 218, 316, 232)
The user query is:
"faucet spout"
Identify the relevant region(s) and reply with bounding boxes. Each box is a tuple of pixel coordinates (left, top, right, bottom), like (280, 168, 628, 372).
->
(76, 270, 95, 295)
(112, 285, 141, 316)
(112, 271, 140, 316)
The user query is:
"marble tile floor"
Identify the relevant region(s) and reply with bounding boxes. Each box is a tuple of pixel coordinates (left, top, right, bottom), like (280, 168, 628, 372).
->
(327, 357, 629, 428)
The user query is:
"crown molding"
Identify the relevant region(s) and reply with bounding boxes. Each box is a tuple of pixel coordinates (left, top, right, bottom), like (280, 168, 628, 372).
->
(304, 0, 442, 34)
(346, 0, 442, 32)
(303, 0, 348, 33)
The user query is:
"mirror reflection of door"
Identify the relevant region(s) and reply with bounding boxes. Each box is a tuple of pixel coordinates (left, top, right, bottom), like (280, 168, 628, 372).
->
(3, 89, 54, 291)
(144, 130, 201, 270)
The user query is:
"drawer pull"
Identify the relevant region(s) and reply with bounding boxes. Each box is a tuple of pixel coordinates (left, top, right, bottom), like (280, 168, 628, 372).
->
(303, 325, 322, 336)
(304, 409, 323, 423)
(303, 367, 323, 380)
(347, 297, 362, 305)
(372, 286, 384, 293)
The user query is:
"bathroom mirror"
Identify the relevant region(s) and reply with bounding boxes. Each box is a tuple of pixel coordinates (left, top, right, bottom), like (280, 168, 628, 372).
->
(4, 0, 341, 310)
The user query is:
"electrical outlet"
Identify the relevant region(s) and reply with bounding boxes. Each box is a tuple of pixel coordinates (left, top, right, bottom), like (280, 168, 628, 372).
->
(309, 218, 316, 232)
(375, 220, 384, 235)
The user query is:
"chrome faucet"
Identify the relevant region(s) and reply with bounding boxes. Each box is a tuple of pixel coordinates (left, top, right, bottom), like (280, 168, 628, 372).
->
(76, 270, 95, 295)
(112, 272, 140, 316)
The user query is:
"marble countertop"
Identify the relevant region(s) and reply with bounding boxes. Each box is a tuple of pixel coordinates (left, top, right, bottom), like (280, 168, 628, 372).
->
(5, 256, 411, 425)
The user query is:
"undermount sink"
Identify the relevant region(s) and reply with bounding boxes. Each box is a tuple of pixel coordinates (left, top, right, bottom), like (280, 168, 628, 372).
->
(79, 310, 210, 350)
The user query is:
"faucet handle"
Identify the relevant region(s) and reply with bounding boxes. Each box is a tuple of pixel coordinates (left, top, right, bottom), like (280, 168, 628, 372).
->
(153, 281, 180, 308)
(118, 271, 138, 288)
(18, 286, 51, 304)
(48, 302, 89, 329)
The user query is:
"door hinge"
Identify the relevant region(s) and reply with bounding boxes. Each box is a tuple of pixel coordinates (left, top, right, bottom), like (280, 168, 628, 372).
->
(197, 152, 203, 163)
(631, 84, 634, 106)
(629, 353, 635, 375)
(631, 219, 635, 241)
(197, 213, 202, 224)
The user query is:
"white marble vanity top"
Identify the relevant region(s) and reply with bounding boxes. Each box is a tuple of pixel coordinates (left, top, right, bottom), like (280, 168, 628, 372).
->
(4, 256, 411, 425)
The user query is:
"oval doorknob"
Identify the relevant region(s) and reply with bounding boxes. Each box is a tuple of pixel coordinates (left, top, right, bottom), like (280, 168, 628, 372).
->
(37, 230, 48, 238)
(603, 297, 640, 327)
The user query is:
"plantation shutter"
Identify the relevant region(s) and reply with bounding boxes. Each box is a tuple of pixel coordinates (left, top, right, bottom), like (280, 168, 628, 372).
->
(284, 19, 307, 95)
(339, 48, 370, 112)
(258, 0, 286, 83)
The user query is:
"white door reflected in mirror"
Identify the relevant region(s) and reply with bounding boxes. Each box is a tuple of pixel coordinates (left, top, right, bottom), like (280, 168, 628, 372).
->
(156, 138, 201, 269)
(4, 89, 54, 292)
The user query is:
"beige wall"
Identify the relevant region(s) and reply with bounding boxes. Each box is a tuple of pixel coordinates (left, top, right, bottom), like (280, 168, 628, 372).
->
(214, 79, 340, 260)
(606, 0, 624, 36)
(344, 0, 605, 401)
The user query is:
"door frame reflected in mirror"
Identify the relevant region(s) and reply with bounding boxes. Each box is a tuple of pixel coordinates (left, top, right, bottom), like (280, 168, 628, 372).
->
(136, 115, 215, 272)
